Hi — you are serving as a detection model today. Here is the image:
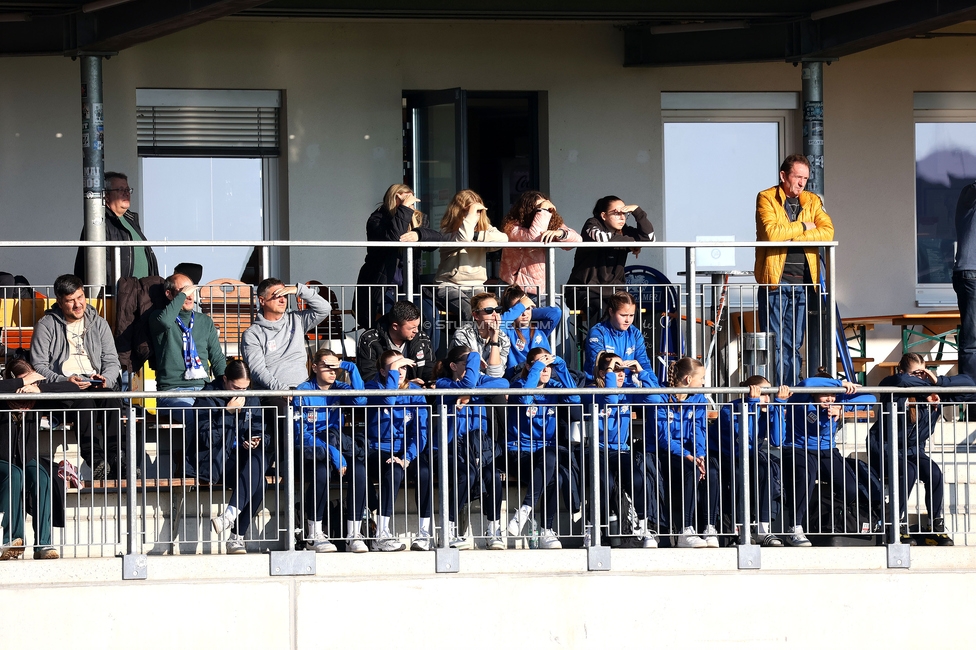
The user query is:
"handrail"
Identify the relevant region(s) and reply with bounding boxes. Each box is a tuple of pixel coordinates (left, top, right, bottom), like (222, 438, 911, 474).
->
(0, 239, 840, 249)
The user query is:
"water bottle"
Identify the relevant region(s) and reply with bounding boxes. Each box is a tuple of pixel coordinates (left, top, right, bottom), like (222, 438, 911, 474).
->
(528, 518, 540, 549)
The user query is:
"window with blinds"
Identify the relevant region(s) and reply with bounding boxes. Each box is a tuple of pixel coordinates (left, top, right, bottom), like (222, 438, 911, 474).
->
(136, 89, 281, 157)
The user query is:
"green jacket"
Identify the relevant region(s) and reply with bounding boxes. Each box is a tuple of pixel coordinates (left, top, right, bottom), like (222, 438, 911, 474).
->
(148, 291, 227, 390)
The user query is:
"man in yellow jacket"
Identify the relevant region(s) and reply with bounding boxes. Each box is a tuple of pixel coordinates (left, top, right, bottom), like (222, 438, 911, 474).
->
(755, 154, 834, 386)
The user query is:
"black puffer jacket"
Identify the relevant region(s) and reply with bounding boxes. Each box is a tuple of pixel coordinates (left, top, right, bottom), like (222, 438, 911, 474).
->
(567, 207, 655, 287)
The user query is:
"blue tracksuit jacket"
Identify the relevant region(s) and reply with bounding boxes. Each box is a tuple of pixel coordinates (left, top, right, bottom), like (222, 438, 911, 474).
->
(434, 351, 509, 449)
(648, 392, 709, 458)
(501, 303, 562, 370)
(365, 370, 429, 463)
(506, 356, 581, 453)
(784, 377, 876, 451)
(292, 361, 366, 470)
(712, 396, 787, 457)
(583, 320, 655, 387)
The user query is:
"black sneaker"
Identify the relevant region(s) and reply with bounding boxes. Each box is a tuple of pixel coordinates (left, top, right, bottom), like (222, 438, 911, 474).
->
(91, 460, 109, 481)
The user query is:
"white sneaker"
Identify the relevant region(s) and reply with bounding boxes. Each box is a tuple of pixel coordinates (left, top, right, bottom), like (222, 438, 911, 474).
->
(507, 506, 532, 536)
(372, 535, 406, 552)
(346, 536, 369, 553)
(677, 526, 707, 549)
(642, 532, 659, 549)
(211, 514, 232, 535)
(485, 521, 506, 550)
(787, 525, 812, 547)
(308, 531, 337, 553)
(410, 534, 433, 551)
(703, 524, 720, 548)
(226, 534, 246, 555)
(539, 528, 562, 549)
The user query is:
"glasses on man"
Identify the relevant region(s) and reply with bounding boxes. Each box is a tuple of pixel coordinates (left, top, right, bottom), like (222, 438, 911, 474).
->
(477, 306, 503, 314)
(108, 187, 134, 197)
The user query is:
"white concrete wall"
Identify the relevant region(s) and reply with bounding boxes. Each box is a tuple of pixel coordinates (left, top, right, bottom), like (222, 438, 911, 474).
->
(2, 19, 976, 371)
(2, 549, 975, 649)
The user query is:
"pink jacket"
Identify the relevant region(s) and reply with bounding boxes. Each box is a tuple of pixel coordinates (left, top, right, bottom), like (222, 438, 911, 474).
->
(500, 211, 582, 294)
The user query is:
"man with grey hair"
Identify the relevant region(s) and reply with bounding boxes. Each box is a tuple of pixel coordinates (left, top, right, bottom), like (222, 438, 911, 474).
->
(74, 171, 159, 283)
(31, 274, 123, 478)
(241, 277, 331, 392)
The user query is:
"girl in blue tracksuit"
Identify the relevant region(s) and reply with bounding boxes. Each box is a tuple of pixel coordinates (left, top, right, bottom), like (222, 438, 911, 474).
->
(364, 350, 430, 552)
(649, 356, 720, 549)
(292, 348, 369, 553)
(433, 346, 509, 549)
(712, 375, 788, 546)
(584, 291, 653, 387)
(506, 348, 582, 549)
(196, 359, 271, 554)
(500, 284, 563, 378)
(781, 376, 876, 546)
(589, 351, 665, 548)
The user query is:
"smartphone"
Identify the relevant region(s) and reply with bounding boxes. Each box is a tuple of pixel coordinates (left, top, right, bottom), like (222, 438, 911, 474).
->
(87, 377, 104, 386)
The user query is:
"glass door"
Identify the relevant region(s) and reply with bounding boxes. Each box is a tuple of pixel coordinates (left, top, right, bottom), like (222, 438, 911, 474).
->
(404, 88, 468, 281)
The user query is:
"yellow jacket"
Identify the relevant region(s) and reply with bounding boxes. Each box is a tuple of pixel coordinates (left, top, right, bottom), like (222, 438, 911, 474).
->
(754, 185, 834, 285)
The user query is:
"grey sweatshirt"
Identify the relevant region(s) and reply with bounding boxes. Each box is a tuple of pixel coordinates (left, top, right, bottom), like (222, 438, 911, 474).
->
(31, 304, 121, 388)
(240, 283, 330, 390)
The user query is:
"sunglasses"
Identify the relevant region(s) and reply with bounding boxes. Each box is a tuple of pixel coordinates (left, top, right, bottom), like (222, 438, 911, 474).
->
(477, 306, 503, 314)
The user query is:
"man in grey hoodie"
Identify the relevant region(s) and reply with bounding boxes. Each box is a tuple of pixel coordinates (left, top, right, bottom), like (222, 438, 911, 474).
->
(240, 277, 331, 391)
(31, 274, 123, 478)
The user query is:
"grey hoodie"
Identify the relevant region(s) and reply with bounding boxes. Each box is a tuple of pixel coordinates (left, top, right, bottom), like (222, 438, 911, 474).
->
(31, 304, 121, 388)
(240, 283, 330, 390)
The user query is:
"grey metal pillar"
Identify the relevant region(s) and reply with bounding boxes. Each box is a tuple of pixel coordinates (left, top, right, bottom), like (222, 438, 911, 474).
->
(81, 55, 107, 290)
(801, 61, 824, 196)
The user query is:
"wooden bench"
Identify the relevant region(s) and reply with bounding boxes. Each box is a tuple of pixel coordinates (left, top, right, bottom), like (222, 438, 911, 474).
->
(877, 360, 958, 375)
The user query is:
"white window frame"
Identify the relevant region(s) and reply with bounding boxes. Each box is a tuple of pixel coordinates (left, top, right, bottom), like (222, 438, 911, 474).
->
(134, 88, 283, 278)
(661, 92, 797, 304)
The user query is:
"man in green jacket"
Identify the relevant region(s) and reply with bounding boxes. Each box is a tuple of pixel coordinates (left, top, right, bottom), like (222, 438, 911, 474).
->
(149, 273, 226, 425)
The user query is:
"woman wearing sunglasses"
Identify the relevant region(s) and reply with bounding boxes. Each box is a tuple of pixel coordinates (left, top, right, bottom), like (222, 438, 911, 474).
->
(452, 293, 511, 379)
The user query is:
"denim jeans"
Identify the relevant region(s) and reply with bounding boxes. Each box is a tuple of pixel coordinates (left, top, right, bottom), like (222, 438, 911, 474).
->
(953, 270, 976, 379)
(758, 285, 809, 386)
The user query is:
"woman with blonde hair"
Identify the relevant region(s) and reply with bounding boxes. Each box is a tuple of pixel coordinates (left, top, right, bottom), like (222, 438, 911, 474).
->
(500, 191, 581, 297)
(355, 184, 446, 329)
(435, 189, 508, 323)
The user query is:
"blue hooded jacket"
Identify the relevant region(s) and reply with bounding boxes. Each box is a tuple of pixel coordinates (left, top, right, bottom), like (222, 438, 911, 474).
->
(588, 368, 659, 451)
(711, 396, 787, 457)
(784, 377, 876, 451)
(501, 303, 562, 370)
(365, 369, 429, 463)
(584, 320, 655, 387)
(434, 351, 509, 449)
(292, 361, 366, 470)
(506, 356, 581, 453)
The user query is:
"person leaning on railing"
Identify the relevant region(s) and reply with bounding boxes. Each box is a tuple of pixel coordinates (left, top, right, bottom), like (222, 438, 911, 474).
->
(198, 359, 272, 556)
(780, 376, 877, 548)
(292, 348, 369, 554)
(364, 351, 431, 552)
(868, 353, 970, 546)
(356, 184, 448, 331)
(499, 190, 581, 298)
(355, 300, 434, 386)
(566, 195, 654, 330)
(433, 346, 509, 550)
(434, 189, 508, 323)
(505, 348, 582, 550)
(711, 375, 788, 547)
(588, 351, 666, 549)
(0, 358, 83, 561)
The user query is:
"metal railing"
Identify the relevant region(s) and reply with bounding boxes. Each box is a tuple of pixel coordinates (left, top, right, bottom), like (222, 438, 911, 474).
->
(1, 382, 973, 573)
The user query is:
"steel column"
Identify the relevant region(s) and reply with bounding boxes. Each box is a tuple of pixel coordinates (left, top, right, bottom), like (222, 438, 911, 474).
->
(801, 61, 824, 197)
(81, 55, 106, 290)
